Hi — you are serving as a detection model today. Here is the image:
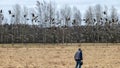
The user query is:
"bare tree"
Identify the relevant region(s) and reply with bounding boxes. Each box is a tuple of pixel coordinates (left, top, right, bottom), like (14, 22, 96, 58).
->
(0, 9, 4, 24)
(13, 4, 21, 24)
(94, 4, 103, 43)
(13, 4, 22, 44)
(94, 4, 103, 25)
(22, 6, 29, 43)
(36, 1, 56, 43)
(72, 7, 82, 26)
(110, 6, 118, 25)
(0, 9, 4, 45)
(110, 6, 119, 43)
(8, 8, 16, 45)
(103, 5, 110, 45)
(60, 5, 71, 27)
(60, 5, 71, 44)
(84, 6, 94, 26)
(72, 6, 82, 44)
(84, 6, 94, 42)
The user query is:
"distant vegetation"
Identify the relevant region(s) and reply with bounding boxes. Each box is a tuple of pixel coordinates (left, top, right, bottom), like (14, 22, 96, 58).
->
(0, 1, 120, 43)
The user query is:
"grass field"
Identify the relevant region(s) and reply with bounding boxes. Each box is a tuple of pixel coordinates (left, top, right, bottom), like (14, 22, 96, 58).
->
(0, 43, 120, 68)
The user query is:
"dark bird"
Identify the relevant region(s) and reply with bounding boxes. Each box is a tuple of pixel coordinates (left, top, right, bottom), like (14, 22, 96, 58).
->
(45, 20, 47, 22)
(112, 19, 114, 22)
(83, 19, 86, 21)
(85, 18, 89, 23)
(35, 20, 37, 22)
(8, 10, 12, 14)
(103, 11, 106, 15)
(83, 19, 85, 21)
(35, 19, 38, 22)
(24, 15, 27, 17)
(0, 9, 2, 13)
(12, 15, 15, 17)
(67, 17, 70, 20)
(52, 22, 55, 24)
(37, 1, 40, 5)
(26, 18, 29, 20)
(56, 22, 60, 25)
(105, 18, 108, 21)
(32, 13, 35, 17)
(66, 17, 70, 21)
(52, 18, 54, 21)
(64, 25, 67, 28)
(72, 19, 76, 24)
(93, 19, 96, 22)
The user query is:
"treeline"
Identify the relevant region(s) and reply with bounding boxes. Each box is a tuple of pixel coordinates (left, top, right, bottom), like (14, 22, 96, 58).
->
(0, 1, 120, 43)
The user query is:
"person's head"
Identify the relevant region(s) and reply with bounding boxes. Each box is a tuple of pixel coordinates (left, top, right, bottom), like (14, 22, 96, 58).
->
(78, 48, 81, 51)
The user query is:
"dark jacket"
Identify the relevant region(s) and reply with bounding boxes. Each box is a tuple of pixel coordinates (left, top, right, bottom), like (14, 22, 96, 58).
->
(74, 50, 83, 61)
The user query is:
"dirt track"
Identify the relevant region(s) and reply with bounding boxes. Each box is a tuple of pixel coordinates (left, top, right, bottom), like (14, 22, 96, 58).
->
(0, 43, 120, 68)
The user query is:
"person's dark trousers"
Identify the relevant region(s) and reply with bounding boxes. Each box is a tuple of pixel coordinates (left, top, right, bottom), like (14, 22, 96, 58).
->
(75, 60, 81, 68)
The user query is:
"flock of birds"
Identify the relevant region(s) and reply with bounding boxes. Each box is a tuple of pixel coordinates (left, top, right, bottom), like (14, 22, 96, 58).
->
(0, 9, 40, 23)
(0, 9, 119, 27)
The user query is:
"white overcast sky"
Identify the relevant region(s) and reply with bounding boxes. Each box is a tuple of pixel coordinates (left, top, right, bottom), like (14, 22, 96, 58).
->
(0, 0, 120, 15)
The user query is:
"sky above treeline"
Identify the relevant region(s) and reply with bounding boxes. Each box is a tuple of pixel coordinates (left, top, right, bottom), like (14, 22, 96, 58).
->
(0, 0, 120, 15)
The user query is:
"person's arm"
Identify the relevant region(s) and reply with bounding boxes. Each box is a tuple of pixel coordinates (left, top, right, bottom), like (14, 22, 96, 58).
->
(74, 52, 77, 60)
(81, 51, 83, 60)
(79, 51, 83, 60)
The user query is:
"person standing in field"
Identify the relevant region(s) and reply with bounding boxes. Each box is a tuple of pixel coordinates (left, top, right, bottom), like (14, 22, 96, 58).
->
(74, 48, 83, 68)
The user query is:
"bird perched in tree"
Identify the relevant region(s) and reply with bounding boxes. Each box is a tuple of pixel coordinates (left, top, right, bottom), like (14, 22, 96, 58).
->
(45, 20, 47, 22)
(103, 11, 106, 15)
(83, 19, 86, 21)
(66, 17, 70, 21)
(26, 18, 29, 20)
(36, 1, 40, 5)
(12, 15, 15, 17)
(8, 10, 12, 14)
(52, 18, 54, 22)
(32, 13, 35, 17)
(72, 19, 76, 24)
(93, 19, 96, 22)
(105, 18, 108, 21)
(0, 9, 2, 13)
(85, 18, 89, 23)
(31, 13, 38, 22)
(33, 16, 38, 22)
(112, 19, 114, 22)
(24, 15, 27, 18)
(67, 17, 70, 21)
(35, 19, 38, 22)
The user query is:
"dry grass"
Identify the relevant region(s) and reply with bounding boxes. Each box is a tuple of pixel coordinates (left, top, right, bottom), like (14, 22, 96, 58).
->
(0, 43, 120, 68)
